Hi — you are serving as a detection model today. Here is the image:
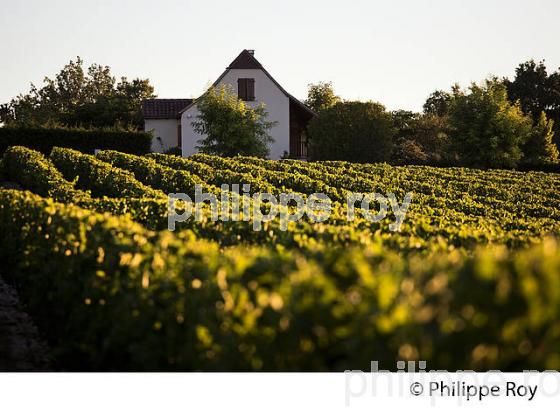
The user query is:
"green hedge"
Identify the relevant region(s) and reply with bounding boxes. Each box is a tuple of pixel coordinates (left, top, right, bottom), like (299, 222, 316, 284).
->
(0, 127, 152, 156)
(1, 188, 560, 371)
(50, 147, 164, 199)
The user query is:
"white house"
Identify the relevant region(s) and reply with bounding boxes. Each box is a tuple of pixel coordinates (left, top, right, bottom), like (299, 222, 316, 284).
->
(142, 99, 192, 153)
(142, 50, 315, 159)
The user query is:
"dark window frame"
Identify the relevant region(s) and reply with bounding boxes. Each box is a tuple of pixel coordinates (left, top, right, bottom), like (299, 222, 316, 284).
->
(238, 78, 255, 101)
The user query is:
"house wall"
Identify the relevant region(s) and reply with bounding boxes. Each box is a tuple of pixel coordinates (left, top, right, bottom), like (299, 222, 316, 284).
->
(180, 105, 201, 157)
(144, 119, 179, 153)
(181, 68, 290, 159)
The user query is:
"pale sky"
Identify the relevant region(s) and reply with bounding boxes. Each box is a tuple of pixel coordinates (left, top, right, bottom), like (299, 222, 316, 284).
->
(1, 0, 559, 112)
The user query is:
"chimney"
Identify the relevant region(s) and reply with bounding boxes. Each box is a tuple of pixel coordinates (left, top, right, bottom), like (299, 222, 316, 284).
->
(247, 49, 254, 55)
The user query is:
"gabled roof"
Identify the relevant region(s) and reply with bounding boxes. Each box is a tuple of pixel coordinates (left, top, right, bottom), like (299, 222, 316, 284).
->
(142, 99, 192, 119)
(179, 50, 315, 118)
(227, 49, 263, 69)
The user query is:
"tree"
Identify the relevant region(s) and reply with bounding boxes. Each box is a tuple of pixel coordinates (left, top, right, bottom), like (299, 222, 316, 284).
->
(0, 57, 155, 129)
(392, 138, 429, 164)
(423, 89, 453, 117)
(522, 111, 559, 165)
(192, 85, 276, 158)
(391, 110, 418, 140)
(304, 81, 341, 113)
(410, 114, 450, 160)
(447, 79, 533, 168)
(307, 101, 394, 163)
(504, 59, 560, 148)
(391, 110, 450, 164)
(505, 60, 551, 120)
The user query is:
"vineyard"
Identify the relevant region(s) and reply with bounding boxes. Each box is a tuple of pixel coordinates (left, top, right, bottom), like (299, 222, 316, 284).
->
(1, 145, 560, 370)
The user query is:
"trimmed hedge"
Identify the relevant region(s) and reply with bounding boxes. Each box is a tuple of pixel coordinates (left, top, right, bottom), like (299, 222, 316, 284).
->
(50, 147, 164, 199)
(0, 127, 152, 156)
(1, 189, 560, 371)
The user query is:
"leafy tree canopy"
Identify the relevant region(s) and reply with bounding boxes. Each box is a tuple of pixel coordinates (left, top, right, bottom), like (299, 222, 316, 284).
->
(307, 101, 394, 163)
(522, 111, 559, 166)
(447, 79, 534, 168)
(192, 85, 276, 158)
(305, 81, 341, 113)
(423, 89, 453, 117)
(391, 110, 450, 164)
(0, 57, 155, 130)
(504, 59, 560, 146)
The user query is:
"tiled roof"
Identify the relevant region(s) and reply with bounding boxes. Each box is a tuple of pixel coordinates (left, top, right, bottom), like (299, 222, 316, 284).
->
(227, 49, 263, 69)
(142, 99, 192, 119)
(177, 49, 316, 118)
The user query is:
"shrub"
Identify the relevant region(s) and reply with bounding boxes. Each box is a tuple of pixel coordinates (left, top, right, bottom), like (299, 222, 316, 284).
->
(1, 149, 364, 247)
(2, 189, 560, 371)
(149, 152, 280, 195)
(194, 153, 343, 199)
(50, 147, 163, 198)
(5, 149, 560, 373)
(163, 146, 182, 156)
(307, 101, 394, 163)
(0, 148, 182, 231)
(0, 127, 152, 156)
(2, 146, 90, 202)
(96, 150, 217, 197)
(148, 152, 217, 178)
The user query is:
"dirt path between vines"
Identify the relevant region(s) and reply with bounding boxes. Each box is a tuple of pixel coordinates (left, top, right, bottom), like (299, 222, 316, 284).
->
(0, 276, 50, 371)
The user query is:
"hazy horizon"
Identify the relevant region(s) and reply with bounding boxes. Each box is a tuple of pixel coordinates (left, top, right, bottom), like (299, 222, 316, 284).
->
(1, 0, 559, 112)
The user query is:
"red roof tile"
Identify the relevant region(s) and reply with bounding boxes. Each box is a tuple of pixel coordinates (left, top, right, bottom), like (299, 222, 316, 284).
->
(142, 99, 192, 119)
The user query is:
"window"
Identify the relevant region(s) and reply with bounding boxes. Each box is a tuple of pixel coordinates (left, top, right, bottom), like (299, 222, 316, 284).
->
(238, 78, 255, 101)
